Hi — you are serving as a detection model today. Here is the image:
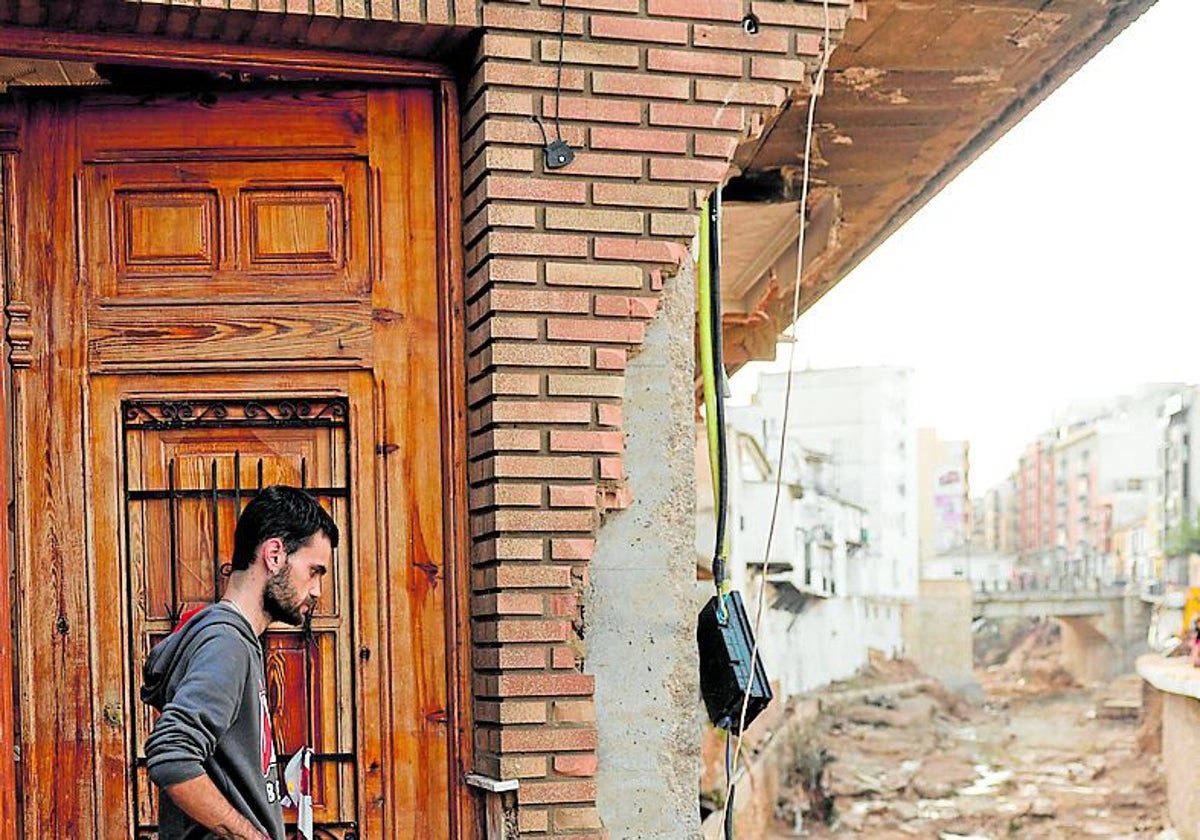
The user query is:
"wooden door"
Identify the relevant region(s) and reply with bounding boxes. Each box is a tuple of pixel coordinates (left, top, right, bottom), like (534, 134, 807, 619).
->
(6, 85, 458, 839)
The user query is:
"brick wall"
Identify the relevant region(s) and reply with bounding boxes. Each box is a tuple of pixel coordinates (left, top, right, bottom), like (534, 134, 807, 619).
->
(461, 1, 850, 834)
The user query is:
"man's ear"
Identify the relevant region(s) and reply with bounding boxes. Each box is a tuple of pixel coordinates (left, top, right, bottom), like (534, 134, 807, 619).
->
(261, 537, 285, 571)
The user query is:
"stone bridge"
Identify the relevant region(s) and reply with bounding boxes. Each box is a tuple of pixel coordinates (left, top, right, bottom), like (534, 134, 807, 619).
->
(973, 579, 1152, 683)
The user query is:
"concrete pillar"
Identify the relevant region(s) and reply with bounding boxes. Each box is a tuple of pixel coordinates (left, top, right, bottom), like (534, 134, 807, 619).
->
(589, 257, 701, 839)
(904, 579, 974, 690)
(1058, 616, 1114, 683)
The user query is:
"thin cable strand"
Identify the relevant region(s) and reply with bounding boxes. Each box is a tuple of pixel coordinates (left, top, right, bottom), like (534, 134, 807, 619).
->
(718, 0, 833, 829)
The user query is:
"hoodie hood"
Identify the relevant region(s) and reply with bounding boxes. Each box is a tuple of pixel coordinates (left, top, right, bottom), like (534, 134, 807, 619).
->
(141, 603, 260, 710)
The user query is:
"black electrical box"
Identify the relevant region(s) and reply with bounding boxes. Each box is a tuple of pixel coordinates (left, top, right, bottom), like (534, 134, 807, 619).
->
(697, 590, 773, 733)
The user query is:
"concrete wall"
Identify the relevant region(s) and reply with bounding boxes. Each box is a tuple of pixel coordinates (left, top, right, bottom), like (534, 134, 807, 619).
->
(1163, 692, 1200, 840)
(590, 257, 699, 839)
(756, 592, 903, 697)
(904, 580, 974, 690)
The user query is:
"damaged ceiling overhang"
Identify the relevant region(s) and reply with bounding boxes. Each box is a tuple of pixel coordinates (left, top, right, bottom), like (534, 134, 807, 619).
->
(720, 0, 1158, 373)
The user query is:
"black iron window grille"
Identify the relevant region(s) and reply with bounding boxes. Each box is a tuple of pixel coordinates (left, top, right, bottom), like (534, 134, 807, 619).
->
(123, 397, 357, 840)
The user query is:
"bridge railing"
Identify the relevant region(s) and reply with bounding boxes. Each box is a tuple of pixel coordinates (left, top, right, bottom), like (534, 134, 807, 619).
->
(973, 574, 1124, 597)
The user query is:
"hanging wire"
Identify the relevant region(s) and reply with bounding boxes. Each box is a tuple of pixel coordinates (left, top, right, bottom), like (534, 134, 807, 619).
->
(718, 0, 835, 830)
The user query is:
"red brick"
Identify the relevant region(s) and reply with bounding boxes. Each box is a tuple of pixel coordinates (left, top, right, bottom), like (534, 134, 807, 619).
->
(650, 213, 698, 238)
(600, 483, 635, 511)
(596, 404, 623, 428)
(556, 0, 639, 10)
(467, 374, 541, 407)
(797, 31, 825, 56)
(470, 483, 543, 509)
(471, 537, 544, 564)
(694, 22, 789, 53)
(541, 39, 640, 66)
(546, 207, 643, 235)
(464, 203, 538, 246)
(556, 151, 643, 179)
(549, 484, 599, 507)
(553, 699, 597, 723)
(485, 343, 592, 369)
(593, 237, 687, 266)
(485, 455, 593, 480)
(695, 132, 740, 160)
(473, 645, 548, 670)
(474, 564, 574, 590)
(486, 401, 594, 424)
(475, 231, 589, 261)
(589, 14, 688, 44)
(554, 755, 599, 779)
(500, 755, 550, 780)
(475, 700, 549, 724)
(471, 117, 587, 151)
(546, 319, 646, 344)
(751, 55, 809, 83)
(595, 347, 627, 370)
(554, 801, 604, 830)
(480, 32, 535, 61)
(696, 78, 787, 107)
(550, 430, 624, 453)
(519, 807, 550, 833)
(482, 5, 585, 34)
(489, 288, 591, 315)
(496, 672, 595, 697)
(474, 619, 572, 644)
(599, 457, 624, 480)
(547, 374, 625, 398)
(485, 175, 588, 204)
(551, 538, 596, 561)
(469, 62, 587, 104)
(647, 47, 742, 77)
(544, 95, 642, 125)
(649, 101, 743, 131)
(593, 182, 690, 209)
(473, 592, 545, 616)
(546, 261, 645, 289)
(647, 0, 741, 20)
(551, 645, 578, 668)
(519, 780, 598, 805)
(650, 157, 731, 183)
(591, 71, 690, 101)
(750, 0, 850, 28)
(470, 427, 543, 454)
(501, 728, 597, 753)
(493, 509, 595, 532)
(589, 126, 688, 155)
(464, 89, 535, 133)
(476, 258, 541, 285)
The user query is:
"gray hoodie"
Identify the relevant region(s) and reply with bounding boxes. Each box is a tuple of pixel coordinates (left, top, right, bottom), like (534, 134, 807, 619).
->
(141, 603, 285, 840)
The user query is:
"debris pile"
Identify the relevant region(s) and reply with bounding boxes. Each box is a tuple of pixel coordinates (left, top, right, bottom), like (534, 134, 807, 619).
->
(771, 665, 1163, 838)
(977, 619, 1077, 698)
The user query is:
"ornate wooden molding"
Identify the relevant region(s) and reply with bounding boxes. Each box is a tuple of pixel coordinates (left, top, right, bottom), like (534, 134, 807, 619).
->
(5, 301, 32, 368)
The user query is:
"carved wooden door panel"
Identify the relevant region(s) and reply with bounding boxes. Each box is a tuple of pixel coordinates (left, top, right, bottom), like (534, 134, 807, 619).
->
(8, 87, 455, 839)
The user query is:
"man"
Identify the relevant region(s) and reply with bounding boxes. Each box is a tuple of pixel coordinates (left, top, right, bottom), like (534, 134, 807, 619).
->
(142, 485, 337, 840)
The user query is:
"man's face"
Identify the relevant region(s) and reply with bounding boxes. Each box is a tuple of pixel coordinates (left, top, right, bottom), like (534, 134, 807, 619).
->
(263, 533, 331, 627)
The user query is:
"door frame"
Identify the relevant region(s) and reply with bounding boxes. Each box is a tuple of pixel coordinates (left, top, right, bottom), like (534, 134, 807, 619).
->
(0, 28, 473, 839)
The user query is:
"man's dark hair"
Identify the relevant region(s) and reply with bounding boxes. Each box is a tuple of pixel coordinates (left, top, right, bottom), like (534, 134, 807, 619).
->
(231, 485, 340, 572)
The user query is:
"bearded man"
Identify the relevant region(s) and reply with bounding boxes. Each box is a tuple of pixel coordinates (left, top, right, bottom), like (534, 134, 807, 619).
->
(142, 485, 336, 840)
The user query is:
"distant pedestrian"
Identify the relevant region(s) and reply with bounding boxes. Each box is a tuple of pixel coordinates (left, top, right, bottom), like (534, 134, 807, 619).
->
(141, 485, 337, 840)
(1190, 617, 1200, 668)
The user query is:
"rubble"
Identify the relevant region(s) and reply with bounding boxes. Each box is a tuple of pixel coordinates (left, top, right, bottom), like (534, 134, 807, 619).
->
(768, 627, 1165, 838)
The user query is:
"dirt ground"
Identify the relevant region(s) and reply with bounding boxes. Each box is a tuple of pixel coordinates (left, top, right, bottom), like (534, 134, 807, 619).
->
(770, 628, 1168, 839)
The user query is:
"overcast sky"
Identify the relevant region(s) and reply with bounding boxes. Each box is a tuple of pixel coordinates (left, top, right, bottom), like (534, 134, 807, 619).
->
(730, 0, 1200, 493)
